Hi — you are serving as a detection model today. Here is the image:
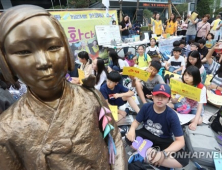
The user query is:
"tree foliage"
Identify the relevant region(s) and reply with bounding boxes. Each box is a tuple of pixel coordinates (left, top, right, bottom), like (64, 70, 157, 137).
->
(196, 0, 214, 18)
(143, 9, 153, 20)
(68, 0, 90, 8)
(173, 3, 188, 17)
(50, 0, 102, 9)
(215, 0, 222, 12)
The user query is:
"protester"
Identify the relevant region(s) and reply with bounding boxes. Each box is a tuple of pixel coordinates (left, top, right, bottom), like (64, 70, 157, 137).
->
(153, 13, 164, 36)
(133, 45, 151, 68)
(206, 33, 216, 49)
(176, 16, 182, 36)
(205, 44, 222, 94)
(100, 71, 140, 121)
(147, 11, 157, 32)
(210, 15, 221, 36)
(93, 58, 108, 90)
(185, 12, 199, 44)
(133, 60, 165, 104)
(126, 84, 189, 168)
(108, 50, 129, 72)
(198, 39, 209, 59)
(198, 39, 211, 74)
(166, 47, 185, 75)
(196, 14, 210, 42)
(181, 16, 188, 36)
(169, 66, 207, 131)
(216, 19, 222, 40)
(165, 13, 177, 36)
(179, 40, 187, 57)
(145, 38, 160, 59)
(71, 51, 93, 84)
(119, 14, 132, 56)
(185, 50, 206, 84)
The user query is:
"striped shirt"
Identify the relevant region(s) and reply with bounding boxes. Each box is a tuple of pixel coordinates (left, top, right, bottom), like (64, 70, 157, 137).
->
(209, 60, 222, 88)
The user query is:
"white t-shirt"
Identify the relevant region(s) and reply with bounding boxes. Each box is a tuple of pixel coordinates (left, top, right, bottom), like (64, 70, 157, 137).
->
(168, 55, 185, 69)
(95, 71, 107, 90)
(118, 59, 129, 69)
(145, 46, 160, 54)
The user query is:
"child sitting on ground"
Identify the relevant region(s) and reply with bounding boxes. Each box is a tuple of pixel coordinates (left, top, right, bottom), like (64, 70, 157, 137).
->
(133, 45, 151, 69)
(126, 84, 189, 168)
(170, 40, 180, 56)
(185, 50, 206, 84)
(168, 65, 207, 131)
(179, 39, 187, 57)
(133, 60, 165, 104)
(166, 47, 185, 75)
(100, 71, 140, 121)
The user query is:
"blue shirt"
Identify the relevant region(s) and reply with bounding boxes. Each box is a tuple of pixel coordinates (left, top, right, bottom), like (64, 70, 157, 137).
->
(136, 103, 183, 138)
(100, 83, 129, 107)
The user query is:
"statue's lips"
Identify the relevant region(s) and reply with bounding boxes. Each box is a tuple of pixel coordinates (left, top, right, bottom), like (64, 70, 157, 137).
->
(39, 74, 54, 80)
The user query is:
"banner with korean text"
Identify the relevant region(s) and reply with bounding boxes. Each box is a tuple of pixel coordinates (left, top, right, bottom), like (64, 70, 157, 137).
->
(170, 79, 201, 102)
(50, 10, 118, 61)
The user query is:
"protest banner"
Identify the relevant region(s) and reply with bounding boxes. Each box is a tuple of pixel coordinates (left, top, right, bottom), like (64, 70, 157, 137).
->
(122, 67, 151, 81)
(164, 70, 181, 80)
(50, 10, 117, 60)
(78, 69, 85, 84)
(170, 79, 201, 102)
(109, 105, 118, 121)
(158, 36, 182, 53)
(191, 12, 198, 20)
(207, 90, 222, 106)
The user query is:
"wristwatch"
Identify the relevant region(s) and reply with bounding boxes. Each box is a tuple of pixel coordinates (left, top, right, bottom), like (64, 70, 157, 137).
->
(162, 150, 168, 159)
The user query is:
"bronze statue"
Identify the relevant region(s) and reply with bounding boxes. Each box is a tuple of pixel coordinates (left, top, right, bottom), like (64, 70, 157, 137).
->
(0, 5, 127, 170)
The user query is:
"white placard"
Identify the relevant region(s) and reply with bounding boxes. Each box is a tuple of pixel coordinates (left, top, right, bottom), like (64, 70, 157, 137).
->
(95, 25, 121, 45)
(176, 112, 195, 125)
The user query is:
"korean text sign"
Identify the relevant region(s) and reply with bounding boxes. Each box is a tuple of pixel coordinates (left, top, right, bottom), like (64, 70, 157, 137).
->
(170, 79, 201, 102)
(122, 67, 151, 82)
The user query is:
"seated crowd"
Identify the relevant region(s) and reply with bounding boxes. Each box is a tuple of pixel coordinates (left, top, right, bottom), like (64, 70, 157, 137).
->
(1, 38, 222, 169)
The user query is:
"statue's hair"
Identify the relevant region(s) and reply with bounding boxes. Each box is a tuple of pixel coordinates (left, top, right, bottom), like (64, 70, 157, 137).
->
(0, 5, 74, 83)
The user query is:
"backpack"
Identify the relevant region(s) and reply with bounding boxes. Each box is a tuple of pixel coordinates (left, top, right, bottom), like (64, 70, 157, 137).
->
(184, 125, 221, 167)
(125, 52, 135, 66)
(209, 106, 222, 134)
(136, 53, 147, 64)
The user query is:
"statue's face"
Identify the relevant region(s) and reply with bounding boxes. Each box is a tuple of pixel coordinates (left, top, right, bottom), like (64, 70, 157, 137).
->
(4, 16, 68, 90)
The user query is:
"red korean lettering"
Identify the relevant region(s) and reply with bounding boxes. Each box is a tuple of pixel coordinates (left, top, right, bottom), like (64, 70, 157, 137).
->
(68, 27, 78, 43)
(85, 32, 90, 39)
(78, 29, 84, 41)
(90, 31, 95, 38)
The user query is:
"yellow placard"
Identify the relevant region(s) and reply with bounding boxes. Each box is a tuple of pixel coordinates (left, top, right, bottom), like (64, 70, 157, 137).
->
(204, 74, 213, 86)
(109, 105, 118, 121)
(164, 70, 181, 80)
(207, 90, 222, 106)
(78, 69, 85, 84)
(170, 79, 201, 102)
(191, 12, 198, 20)
(122, 67, 151, 81)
